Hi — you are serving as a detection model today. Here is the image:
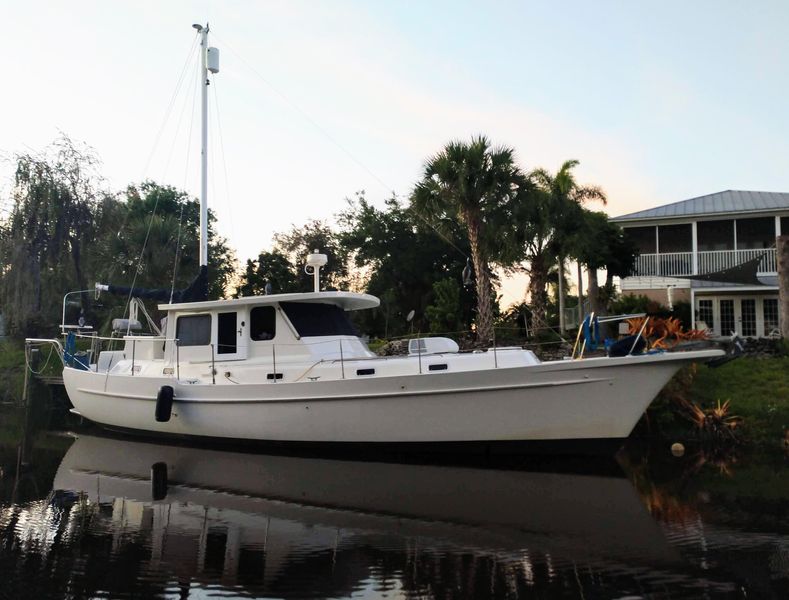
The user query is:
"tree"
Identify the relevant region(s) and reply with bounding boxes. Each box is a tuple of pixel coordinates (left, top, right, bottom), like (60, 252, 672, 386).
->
(0, 136, 105, 336)
(520, 160, 606, 334)
(571, 210, 637, 315)
(0, 137, 236, 338)
(411, 136, 529, 345)
(273, 220, 348, 291)
(236, 250, 299, 297)
(102, 182, 236, 302)
(425, 278, 463, 334)
(338, 193, 474, 338)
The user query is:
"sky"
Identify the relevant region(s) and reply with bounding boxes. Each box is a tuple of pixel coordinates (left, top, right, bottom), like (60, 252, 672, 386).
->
(2, 0, 789, 301)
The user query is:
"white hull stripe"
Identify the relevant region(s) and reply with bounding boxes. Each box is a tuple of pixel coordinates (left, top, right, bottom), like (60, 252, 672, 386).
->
(78, 376, 610, 404)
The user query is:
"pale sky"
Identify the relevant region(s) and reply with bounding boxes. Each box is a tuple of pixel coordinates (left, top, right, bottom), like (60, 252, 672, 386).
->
(2, 0, 789, 301)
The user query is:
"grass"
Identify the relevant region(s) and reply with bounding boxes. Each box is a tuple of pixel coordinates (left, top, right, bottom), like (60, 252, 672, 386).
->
(691, 357, 789, 442)
(0, 340, 27, 402)
(647, 357, 789, 450)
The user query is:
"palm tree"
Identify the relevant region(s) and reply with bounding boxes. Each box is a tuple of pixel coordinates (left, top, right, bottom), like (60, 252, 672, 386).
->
(527, 160, 606, 334)
(411, 136, 528, 345)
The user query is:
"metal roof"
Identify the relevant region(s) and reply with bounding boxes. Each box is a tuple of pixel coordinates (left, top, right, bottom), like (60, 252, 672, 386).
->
(611, 190, 789, 223)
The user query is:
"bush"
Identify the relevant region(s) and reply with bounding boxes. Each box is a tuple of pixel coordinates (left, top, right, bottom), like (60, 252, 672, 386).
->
(672, 301, 692, 330)
(610, 293, 665, 315)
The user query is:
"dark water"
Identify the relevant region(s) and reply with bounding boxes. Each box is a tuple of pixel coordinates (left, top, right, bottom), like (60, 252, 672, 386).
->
(2, 401, 788, 599)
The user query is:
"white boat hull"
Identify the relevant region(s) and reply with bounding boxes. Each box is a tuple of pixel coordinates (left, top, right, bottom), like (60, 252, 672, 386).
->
(63, 350, 719, 448)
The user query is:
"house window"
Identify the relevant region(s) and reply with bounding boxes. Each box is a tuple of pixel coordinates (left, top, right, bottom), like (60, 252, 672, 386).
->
(720, 300, 735, 335)
(698, 220, 734, 251)
(697, 300, 714, 331)
(623, 226, 656, 254)
(764, 298, 779, 336)
(741, 299, 756, 337)
(658, 224, 692, 253)
(736, 217, 775, 250)
(176, 314, 211, 346)
(250, 306, 276, 341)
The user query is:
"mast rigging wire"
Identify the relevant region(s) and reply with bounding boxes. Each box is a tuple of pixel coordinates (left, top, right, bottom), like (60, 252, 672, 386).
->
(211, 78, 236, 244)
(169, 203, 185, 303)
(213, 34, 470, 262)
(140, 33, 200, 181)
(121, 37, 201, 320)
(103, 34, 199, 289)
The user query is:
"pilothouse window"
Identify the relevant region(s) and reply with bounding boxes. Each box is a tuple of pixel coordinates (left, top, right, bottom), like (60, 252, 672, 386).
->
(280, 302, 359, 337)
(250, 306, 276, 341)
(176, 314, 211, 346)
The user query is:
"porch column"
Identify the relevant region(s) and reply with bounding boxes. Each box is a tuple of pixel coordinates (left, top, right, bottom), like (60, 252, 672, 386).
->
(655, 226, 660, 276)
(778, 235, 789, 338)
(733, 220, 738, 252)
(690, 289, 696, 330)
(691, 221, 698, 274)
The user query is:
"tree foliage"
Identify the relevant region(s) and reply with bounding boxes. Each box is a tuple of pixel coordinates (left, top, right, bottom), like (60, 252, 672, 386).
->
(0, 137, 235, 338)
(338, 193, 475, 338)
(411, 136, 531, 344)
(512, 159, 606, 331)
(571, 210, 638, 314)
(0, 137, 105, 336)
(273, 220, 348, 291)
(236, 250, 300, 297)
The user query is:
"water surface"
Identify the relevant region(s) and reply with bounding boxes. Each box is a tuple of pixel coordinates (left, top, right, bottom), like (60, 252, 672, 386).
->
(1, 403, 788, 599)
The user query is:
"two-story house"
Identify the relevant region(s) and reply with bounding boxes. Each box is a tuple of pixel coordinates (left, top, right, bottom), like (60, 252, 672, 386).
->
(611, 190, 788, 338)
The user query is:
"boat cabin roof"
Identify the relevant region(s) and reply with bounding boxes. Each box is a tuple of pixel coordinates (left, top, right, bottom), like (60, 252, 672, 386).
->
(161, 291, 380, 313)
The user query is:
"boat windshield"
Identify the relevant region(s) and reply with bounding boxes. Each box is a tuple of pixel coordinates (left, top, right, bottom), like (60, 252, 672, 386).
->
(280, 302, 360, 337)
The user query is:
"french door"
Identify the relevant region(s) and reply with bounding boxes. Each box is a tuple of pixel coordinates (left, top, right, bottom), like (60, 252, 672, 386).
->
(698, 296, 771, 337)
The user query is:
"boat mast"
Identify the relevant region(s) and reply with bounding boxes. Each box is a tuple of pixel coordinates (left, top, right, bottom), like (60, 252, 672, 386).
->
(193, 23, 218, 268)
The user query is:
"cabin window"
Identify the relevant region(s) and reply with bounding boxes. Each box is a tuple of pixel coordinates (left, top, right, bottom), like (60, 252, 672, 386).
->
(280, 302, 359, 337)
(176, 314, 211, 346)
(217, 312, 237, 354)
(250, 306, 276, 341)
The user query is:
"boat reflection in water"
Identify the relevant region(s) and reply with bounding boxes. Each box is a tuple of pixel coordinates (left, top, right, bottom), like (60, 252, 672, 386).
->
(41, 435, 733, 598)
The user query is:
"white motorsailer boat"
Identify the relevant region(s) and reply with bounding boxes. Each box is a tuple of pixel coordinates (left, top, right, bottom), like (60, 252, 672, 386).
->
(32, 25, 724, 453)
(57, 287, 721, 452)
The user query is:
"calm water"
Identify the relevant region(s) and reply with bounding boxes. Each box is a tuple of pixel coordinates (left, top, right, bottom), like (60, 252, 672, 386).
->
(1, 400, 788, 599)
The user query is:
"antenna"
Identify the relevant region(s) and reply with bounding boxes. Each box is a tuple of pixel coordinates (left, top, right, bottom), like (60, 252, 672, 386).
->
(305, 249, 328, 293)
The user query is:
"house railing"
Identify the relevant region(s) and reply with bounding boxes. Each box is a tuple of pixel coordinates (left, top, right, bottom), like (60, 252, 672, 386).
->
(633, 252, 692, 276)
(697, 248, 776, 274)
(632, 248, 776, 277)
